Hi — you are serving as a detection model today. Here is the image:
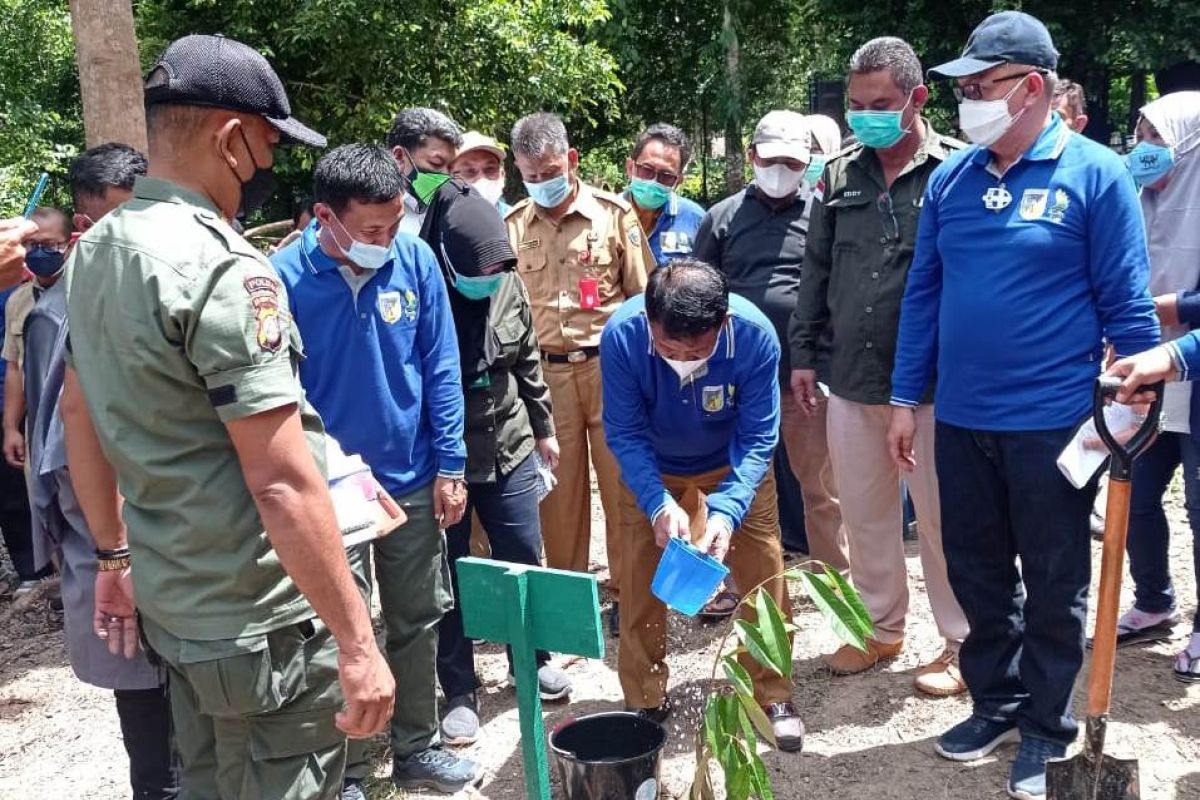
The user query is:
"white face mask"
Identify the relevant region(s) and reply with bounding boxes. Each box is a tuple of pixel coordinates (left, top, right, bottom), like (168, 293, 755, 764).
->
(472, 176, 505, 206)
(958, 75, 1030, 147)
(331, 212, 391, 271)
(752, 162, 805, 199)
(663, 356, 707, 380)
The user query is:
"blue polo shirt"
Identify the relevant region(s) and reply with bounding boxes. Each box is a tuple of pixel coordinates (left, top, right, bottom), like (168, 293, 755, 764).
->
(626, 191, 706, 267)
(891, 115, 1159, 430)
(271, 223, 466, 496)
(600, 293, 779, 530)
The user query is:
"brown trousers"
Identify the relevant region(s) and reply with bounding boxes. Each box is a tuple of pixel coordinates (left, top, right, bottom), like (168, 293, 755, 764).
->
(539, 357, 623, 596)
(618, 465, 794, 708)
(779, 391, 849, 571)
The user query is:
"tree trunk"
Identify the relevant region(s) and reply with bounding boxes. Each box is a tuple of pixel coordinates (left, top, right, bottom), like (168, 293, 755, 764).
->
(722, 4, 744, 194)
(69, 0, 147, 152)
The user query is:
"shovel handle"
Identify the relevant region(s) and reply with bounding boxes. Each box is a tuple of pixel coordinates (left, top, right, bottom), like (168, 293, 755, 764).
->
(1087, 475, 1130, 718)
(1093, 376, 1163, 481)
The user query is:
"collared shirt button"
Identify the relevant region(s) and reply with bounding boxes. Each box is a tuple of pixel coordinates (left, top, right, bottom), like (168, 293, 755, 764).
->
(871, 272, 880, 279)
(880, 236, 889, 244)
(865, 306, 873, 314)
(360, 313, 367, 319)
(486, 426, 494, 432)
(865, 341, 874, 348)
(559, 257, 566, 264)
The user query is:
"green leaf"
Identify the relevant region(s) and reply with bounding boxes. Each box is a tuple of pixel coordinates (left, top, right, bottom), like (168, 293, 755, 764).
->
(747, 749, 775, 800)
(734, 619, 782, 676)
(703, 693, 725, 760)
(753, 588, 793, 677)
(722, 656, 754, 697)
(798, 569, 869, 652)
(734, 686, 778, 749)
(823, 563, 875, 641)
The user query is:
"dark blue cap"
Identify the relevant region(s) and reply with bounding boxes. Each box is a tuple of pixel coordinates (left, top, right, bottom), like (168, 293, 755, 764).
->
(930, 11, 1059, 79)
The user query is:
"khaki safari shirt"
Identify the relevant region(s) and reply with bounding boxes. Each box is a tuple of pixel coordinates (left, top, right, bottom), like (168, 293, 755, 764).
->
(505, 181, 652, 353)
(3, 281, 40, 369)
(463, 274, 554, 483)
(790, 123, 963, 405)
(65, 177, 322, 641)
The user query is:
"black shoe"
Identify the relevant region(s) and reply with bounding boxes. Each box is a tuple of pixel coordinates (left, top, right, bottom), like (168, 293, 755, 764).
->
(341, 778, 366, 800)
(394, 746, 481, 794)
(608, 602, 620, 638)
(631, 697, 672, 725)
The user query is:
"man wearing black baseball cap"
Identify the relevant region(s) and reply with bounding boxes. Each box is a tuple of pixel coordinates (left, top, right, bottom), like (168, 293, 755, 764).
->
(62, 34, 395, 799)
(887, 11, 1158, 800)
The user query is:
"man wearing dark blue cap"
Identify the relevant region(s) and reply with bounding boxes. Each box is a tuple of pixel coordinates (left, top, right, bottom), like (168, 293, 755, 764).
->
(61, 34, 395, 799)
(886, 11, 1159, 800)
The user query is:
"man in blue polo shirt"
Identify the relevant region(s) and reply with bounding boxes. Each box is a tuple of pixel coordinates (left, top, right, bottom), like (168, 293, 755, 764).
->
(600, 258, 803, 751)
(625, 123, 705, 266)
(272, 144, 478, 798)
(886, 12, 1159, 800)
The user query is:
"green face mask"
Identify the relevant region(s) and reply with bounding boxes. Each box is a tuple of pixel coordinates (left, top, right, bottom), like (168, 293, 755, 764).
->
(804, 155, 827, 185)
(402, 150, 452, 207)
(629, 177, 672, 210)
(454, 273, 504, 301)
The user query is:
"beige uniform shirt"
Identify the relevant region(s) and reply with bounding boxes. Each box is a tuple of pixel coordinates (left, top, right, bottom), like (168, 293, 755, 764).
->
(505, 181, 652, 353)
(3, 282, 38, 369)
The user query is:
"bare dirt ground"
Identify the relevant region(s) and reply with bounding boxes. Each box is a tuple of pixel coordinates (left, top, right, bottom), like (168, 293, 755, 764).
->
(1, 483, 1197, 800)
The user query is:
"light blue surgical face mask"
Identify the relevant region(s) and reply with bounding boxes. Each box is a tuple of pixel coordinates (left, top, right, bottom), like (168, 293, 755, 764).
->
(847, 93, 913, 149)
(331, 212, 391, 271)
(454, 273, 504, 300)
(524, 173, 571, 208)
(804, 155, 827, 185)
(1126, 141, 1175, 187)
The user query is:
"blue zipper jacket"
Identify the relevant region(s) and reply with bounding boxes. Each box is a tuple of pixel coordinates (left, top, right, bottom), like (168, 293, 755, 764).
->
(271, 223, 466, 496)
(600, 293, 779, 530)
(891, 115, 1159, 430)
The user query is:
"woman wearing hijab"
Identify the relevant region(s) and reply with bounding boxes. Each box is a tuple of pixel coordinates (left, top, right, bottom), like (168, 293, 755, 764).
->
(431, 194, 572, 743)
(1114, 91, 1200, 681)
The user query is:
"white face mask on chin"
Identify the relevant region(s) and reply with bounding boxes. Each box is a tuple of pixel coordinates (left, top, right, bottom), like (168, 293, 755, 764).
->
(753, 162, 805, 199)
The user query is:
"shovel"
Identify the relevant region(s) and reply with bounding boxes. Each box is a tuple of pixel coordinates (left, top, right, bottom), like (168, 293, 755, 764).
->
(1046, 375, 1162, 800)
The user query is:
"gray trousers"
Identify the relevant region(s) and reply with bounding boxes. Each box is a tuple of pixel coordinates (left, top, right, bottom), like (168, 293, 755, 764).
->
(346, 482, 452, 778)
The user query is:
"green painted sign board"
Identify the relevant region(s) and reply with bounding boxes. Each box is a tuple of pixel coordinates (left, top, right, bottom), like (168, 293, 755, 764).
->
(457, 557, 604, 800)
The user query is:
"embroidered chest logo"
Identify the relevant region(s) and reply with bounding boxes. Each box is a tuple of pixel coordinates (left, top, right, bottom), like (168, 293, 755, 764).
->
(378, 291, 402, 324)
(1019, 189, 1048, 220)
(244, 275, 284, 353)
(1047, 189, 1070, 223)
(982, 186, 1013, 211)
(702, 385, 725, 413)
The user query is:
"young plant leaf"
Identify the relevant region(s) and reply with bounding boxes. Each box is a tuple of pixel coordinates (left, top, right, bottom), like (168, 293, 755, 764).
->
(722, 656, 754, 698)
(798, 569, 869, 652)
(734, 687, 778, 749)
(734, 619, 783, 676)
(753, 588, 793, 677)
(747, 749, 775, 800)
(703, 693, 725, 761)
(822, 563, 874, 641)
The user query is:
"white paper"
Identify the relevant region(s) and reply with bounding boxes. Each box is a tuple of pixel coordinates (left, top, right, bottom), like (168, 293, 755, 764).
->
(532, 451, 557, 503)
(325, 435, 384, 547)
(1056, 404, 1137, 489)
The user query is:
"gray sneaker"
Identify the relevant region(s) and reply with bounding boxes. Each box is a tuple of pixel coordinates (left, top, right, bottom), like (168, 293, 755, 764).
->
(393, 746, 481, 794)
(440, 693, 480, 746)
(341, 778, 365, 800)
(508, 664, 573, 702)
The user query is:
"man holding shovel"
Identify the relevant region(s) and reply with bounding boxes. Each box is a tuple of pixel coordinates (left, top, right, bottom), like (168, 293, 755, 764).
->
(887, 11, 1159, 800)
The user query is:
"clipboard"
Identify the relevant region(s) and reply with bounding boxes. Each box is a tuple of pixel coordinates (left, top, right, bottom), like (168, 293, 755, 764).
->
(325, 435, 407, 547)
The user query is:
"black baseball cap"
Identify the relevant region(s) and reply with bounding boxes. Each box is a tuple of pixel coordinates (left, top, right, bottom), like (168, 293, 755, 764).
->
(930, 11, 1059, 79)
(144, 34, 326, 148)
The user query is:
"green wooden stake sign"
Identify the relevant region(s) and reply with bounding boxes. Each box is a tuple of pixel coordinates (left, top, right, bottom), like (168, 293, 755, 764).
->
(457, 557, 605, 800)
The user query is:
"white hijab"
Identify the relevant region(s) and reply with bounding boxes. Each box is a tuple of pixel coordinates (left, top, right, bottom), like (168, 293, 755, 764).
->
(1140, 91, 1200, 431)
(806, 114, 844, 158)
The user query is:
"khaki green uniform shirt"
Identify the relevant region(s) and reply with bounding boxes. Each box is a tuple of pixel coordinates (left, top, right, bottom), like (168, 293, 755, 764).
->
(464, 274, 554, 483)
(790, 123, 963, 405)
(65, 177, 323, 640)
(505, 181, 652, 353)
(3, 282, 38, 368)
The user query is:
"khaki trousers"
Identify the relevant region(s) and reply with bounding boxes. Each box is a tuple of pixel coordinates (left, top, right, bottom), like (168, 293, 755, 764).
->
(825, 396, 968, 644)
(779, 391, 849, 571)
(618, 465, 794, 708)
(540, 357, 623, 596)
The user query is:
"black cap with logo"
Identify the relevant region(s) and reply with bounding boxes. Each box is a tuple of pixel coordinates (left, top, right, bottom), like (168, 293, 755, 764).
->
(144, 34, 326, 148)
(930, 11, 1059, 79)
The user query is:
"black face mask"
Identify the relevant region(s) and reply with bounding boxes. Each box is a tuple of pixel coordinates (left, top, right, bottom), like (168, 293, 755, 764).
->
(231, 127, 277, 217)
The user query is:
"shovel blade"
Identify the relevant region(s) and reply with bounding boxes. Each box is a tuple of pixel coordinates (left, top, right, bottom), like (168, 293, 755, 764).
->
(1046, 752, 1140, 800)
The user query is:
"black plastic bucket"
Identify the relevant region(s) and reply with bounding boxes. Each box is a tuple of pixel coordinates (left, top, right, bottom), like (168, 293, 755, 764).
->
(549, 711, 667, 800)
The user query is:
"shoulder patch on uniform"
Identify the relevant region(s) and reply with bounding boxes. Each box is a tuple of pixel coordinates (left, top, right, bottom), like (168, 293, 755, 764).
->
(627, 224, 642, 247)
(244, 275, 284, 353)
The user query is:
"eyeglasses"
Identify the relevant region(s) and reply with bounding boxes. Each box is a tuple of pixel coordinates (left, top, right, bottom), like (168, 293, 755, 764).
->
(952, 70, 1044, 102)
(876, 193, 899, 242)
(632, 162, 682, 188)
